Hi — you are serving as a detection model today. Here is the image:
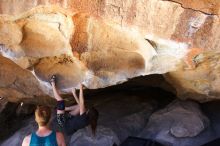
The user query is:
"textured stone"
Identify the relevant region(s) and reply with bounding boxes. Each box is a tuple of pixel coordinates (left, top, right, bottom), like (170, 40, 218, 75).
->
(0, 102, 28, 142)
(21, 20, 70, 57)
(139, 100, 210, 146)
(34, 55, 87, 89)
(0, 55, 52, 103)
(165, 52, 220, 102)
(70, 126, 120, 146)
(0, 21, 22, 46)
(0, 6, 160, 92)
(168, 0, 220, 15)
(0, 0, 219, 102)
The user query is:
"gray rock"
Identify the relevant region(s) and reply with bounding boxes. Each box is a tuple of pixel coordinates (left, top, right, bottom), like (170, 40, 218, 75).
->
(139, 100, 210, 146)
(70, 126, 120, 146)
(16, 103, 36, 116)
(104, 109, 152, 142)
(0, 102, 23, 142)
(95, 92, 157, 142)
(0, 119, 37, 146)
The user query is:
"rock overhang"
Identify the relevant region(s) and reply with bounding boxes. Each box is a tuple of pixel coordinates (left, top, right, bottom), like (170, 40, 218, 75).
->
(0, 0, 219, 103)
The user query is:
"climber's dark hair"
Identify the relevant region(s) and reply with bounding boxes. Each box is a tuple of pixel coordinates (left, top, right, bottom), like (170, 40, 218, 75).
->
(87, 107, 99, 136)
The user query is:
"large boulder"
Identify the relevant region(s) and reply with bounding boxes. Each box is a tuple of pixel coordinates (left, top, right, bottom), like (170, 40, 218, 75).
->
(139, 100, 210, 146)
(165, 52, 220, 102)
(0, 55, 52, 103)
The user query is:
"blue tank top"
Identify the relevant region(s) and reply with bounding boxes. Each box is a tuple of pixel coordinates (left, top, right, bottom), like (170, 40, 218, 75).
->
(30, 131, 58, 146)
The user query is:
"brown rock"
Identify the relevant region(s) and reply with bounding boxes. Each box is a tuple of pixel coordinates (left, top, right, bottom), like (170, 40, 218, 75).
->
(0, 1, 219, 103)
(21, 20, 70, 57)
(0, 7, 157, 91)
(0, 55, 48, 103)
(34, 54, 87, 89)
(0, 21, 22, 46)
(169, 0, 220, 15)
(165, 52, 220, 102)
(73, 13, 155, 88)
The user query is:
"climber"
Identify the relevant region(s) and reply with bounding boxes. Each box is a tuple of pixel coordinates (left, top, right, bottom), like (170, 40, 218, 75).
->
(22, 105, 66, 146)
(50, 75, 90, 135)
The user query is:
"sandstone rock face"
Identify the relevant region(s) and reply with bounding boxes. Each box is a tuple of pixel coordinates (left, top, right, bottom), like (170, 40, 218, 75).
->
(165, 52, 220, 102)
(168, 0, 220, 15)
(0, 0, 219, 102)
(0, 6, 161, 93)
(0, 55, 50, 103)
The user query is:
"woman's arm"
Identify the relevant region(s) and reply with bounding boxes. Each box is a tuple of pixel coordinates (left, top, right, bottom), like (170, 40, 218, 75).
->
(56, 132, 66, 146)
(51, 75, 65, 114)
(79, 84, 86, 115)
(72, 88, 80, 104)
(22, 135, 31, 146)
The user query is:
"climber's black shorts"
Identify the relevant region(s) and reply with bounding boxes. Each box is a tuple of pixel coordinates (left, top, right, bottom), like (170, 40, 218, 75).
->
(57, 112, 89, 135)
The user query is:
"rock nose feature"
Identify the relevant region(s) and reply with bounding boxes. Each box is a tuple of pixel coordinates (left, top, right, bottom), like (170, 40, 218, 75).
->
(0, 0, 219, 103)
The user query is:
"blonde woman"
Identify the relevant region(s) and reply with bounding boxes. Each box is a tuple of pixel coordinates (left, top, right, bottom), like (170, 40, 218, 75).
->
(22, 106, 66, 146)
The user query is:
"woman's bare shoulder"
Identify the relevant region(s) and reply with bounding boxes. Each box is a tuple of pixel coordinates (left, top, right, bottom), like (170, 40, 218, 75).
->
(22, 134, 31, 146)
